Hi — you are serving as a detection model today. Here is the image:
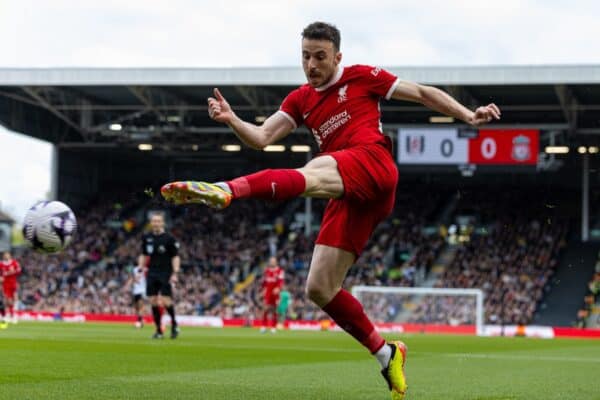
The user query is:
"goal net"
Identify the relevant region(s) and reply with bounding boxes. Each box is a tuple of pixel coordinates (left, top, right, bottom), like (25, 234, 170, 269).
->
(351, 286, 485, 336)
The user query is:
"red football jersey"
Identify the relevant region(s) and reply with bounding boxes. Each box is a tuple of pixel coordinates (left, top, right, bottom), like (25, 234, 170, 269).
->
(1, 259, 21, 283)
(262, 266, 284, 292)
(278, 65, 399, 153)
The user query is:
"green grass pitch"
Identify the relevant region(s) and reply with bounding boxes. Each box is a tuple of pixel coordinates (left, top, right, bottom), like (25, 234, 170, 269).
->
(1, 323, 599, 400)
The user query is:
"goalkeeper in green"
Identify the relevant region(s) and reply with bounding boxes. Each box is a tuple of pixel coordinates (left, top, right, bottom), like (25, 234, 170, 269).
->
(277, 284, 291, 327)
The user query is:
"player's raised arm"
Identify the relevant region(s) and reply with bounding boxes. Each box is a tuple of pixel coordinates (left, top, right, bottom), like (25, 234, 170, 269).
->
(390, 81, 501, 127)
(207, 88, 295, 150)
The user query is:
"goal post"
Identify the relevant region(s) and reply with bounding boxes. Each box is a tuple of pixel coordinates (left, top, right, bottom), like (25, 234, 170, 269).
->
(351, 286, 485, 336)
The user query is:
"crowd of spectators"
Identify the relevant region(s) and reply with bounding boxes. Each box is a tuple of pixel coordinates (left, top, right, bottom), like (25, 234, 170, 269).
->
(576, 252, 600, 328)
(14, 186, 572, 328)
(407, 190, 570, 325)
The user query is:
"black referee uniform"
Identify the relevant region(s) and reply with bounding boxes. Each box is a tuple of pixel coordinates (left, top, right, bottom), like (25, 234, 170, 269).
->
(142, 231, 179, 338)
(143, 232, 178, 297)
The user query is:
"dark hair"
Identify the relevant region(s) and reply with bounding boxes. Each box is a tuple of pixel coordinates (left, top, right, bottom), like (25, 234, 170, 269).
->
(302, 22, 341, 51)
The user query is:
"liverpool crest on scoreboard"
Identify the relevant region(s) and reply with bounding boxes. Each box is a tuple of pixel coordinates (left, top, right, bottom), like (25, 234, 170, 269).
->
(511, 135, 531, 162)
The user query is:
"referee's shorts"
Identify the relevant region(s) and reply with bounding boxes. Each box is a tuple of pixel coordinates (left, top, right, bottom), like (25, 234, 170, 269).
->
(146, 275, 172, 297)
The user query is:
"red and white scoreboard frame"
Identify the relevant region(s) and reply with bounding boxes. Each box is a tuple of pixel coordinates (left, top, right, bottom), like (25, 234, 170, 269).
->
(397, 128, 539, 166)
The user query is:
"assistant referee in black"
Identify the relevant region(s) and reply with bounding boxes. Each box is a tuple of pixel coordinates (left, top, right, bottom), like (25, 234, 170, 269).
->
(139, 212, 181, 339)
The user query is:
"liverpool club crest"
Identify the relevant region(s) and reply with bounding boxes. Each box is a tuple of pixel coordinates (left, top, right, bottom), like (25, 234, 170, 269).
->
(512, 135, 531, 161)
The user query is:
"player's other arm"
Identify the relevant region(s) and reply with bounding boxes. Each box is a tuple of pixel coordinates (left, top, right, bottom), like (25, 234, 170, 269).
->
(391, 81, 501, 126)
(169, 238, 180, 284)
(207, 88, 295, 150)
(170, 255, 181, 284)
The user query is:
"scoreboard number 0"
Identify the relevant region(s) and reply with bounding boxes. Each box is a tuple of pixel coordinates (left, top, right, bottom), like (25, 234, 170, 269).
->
(481, 138, 497, 159)
(440, 139, 454, 158)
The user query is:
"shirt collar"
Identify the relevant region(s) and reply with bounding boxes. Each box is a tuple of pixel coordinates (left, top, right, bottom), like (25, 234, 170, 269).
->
(315, 66, 344, 92)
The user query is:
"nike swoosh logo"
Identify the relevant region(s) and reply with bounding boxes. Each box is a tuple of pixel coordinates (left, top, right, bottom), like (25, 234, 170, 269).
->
(302, 112, 310, 119)
(271, 182, 277, 198)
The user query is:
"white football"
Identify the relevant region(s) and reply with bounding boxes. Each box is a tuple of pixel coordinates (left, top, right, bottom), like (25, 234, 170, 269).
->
(23, 201, 77, 254)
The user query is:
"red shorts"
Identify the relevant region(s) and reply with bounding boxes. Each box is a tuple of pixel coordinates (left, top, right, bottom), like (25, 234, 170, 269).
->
(264, 290, 278, 306)
(3, 280, 18, 299)
(315, 143, 398, 256)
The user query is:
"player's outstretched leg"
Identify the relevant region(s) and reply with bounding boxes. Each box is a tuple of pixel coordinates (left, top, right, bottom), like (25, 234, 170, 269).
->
(161, 168, 306, 208)
(161, 154, 344, 208)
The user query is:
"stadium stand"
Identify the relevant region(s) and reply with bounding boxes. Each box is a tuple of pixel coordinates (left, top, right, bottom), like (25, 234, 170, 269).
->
(12, 185, 594, 330)
(577, 252, 600, 328)
(17, 185, 447, 320)
(411, 190, 570, 325)
(13, 192, 599, 331)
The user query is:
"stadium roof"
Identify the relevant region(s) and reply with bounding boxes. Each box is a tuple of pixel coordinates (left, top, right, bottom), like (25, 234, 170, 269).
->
(2, 65, 600, 85)
(1, 65, 599, 149)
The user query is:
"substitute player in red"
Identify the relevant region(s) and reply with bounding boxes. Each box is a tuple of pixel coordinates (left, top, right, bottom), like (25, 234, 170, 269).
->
(161, 22, 500, 399)
(260, 256, 284, 333)
(1, 251, 21, 324)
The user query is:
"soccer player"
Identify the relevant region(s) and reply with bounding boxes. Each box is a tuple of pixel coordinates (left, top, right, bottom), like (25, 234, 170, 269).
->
(125, 264, 147, 328)
(277, 282, 291, 328)
(260, 256, 284, 333)
(161, 22, 500, 399)
(1, 251, 21, 324)
(139, 213, 181, 339)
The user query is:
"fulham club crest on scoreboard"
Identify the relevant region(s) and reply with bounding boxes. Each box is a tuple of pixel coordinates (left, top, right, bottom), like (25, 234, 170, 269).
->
(406, 135, 425, 155)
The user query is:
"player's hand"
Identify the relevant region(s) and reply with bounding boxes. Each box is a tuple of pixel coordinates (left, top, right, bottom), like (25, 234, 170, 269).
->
(207, 88, 235, 125)
(468, 103, 501, 126)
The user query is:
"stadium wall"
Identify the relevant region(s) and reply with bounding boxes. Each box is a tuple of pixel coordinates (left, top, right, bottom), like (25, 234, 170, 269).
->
(15, 311, 600, 339)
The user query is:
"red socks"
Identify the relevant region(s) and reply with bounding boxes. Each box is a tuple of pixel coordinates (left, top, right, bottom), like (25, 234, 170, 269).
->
(322, 289, 386, 354)
(262, 310, 277, 328)
(227, 169, 306, 201)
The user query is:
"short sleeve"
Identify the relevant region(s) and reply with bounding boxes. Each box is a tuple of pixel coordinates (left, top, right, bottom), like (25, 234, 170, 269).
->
(357, 65, 400, 100)
(141, 236, 149, 255)
(278, 88, 304, 129)
(169, 236, 180, 257)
